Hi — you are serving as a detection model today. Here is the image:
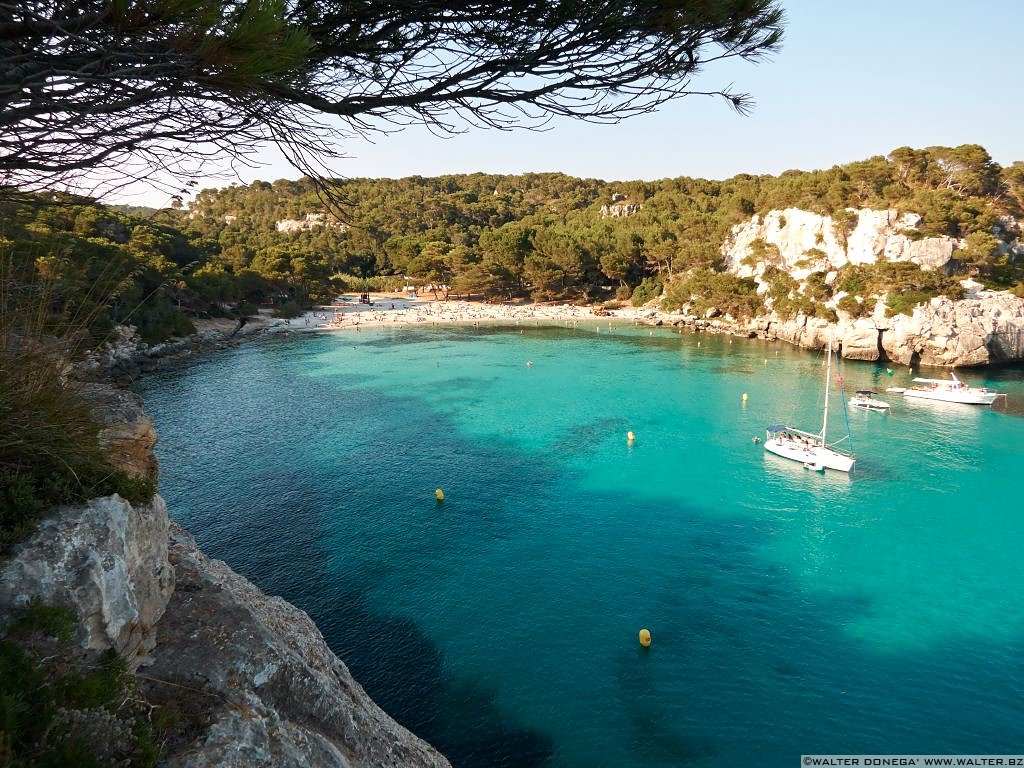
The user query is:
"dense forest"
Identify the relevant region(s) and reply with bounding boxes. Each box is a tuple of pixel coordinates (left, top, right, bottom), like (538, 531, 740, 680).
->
(3, 144, 1022, 347)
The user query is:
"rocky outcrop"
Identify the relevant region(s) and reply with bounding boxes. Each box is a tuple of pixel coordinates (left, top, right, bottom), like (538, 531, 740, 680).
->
(146, 524, 450, 768)
(600, 202, 642, 218)
(721, 207, 960, 277)
(276, 213, 348, 233)
(0, 378, 450, 766)
(748, 292, 1024, 367)
(0, 491, 450, 766)
(878, 293, 1024, 366)
(80, 317, 278, 383)
(697, 205, 1024, 366)
(80, 382, 159, 479)
(0, 494, 174, 669)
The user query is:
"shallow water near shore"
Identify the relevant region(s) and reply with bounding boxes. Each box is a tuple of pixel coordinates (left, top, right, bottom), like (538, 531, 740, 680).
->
(137, 325, 1024, 767)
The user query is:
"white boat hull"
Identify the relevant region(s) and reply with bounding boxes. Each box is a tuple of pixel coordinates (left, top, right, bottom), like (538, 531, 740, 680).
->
(903, 388, 998, 405)
(850, 397, 890, 411)
(763, 338, 856, 475)
(764, 438, 855, 472)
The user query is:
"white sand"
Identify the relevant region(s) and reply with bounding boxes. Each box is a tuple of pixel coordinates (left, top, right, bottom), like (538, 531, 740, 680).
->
(288, 293, 663, 332)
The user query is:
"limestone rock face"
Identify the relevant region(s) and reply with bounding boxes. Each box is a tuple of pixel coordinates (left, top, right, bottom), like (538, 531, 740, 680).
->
(880, 294, 1024, 367)
(721, 207, 958, 276)
(599, 202, 642, 218)
(0, 494, 174, 668)
(276, 213, 348, 233)
(905, 237, 956, 270)
(80, 383, 158, 480)
(708, 205, 1024, 366)
(836, 320, 882, 361)
(147, 524, 451, 768)
(770, 322, 820, 354)
(756, 293, 1024, 367)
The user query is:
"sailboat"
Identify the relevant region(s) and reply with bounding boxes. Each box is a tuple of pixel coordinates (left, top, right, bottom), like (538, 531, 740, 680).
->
(764, 338, 855, 473)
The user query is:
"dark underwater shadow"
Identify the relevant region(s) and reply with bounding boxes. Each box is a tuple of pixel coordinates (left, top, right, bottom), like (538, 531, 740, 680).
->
(313, 591, 555, 768)
(156, 458, 556, 767)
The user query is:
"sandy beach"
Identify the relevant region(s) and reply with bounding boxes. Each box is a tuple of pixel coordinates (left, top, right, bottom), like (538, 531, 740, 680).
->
(278, 293, 664, 333)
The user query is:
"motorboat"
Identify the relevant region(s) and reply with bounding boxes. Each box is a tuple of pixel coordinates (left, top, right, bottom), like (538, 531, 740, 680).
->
(764, 338, 855, 473)
(902, 373, 1001, 405)
(849, 390, 890, 411)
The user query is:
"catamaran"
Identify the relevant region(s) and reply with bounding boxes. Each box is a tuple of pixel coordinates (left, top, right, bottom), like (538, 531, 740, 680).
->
(764, 338, 855, 473)
(902, 372, 1001, 405)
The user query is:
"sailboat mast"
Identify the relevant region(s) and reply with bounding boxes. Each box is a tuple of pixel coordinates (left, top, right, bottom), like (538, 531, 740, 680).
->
(821, 338, 832, 442)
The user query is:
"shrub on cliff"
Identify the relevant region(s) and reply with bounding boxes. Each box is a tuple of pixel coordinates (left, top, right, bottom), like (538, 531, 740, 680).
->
(835, 262, 964, 317)
(661, 269, 762, 318)
(836, 294, 870, 318)
(0, 601, 162, 766)
(0, 258, 155, 550)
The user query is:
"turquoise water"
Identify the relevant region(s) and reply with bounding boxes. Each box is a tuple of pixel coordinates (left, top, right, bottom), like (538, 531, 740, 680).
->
(136, 325, 1024, 767)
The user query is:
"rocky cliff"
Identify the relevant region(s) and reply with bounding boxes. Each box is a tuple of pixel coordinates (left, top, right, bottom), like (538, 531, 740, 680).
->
(703, 206, 1024, 366)
(148, 523, 448, 768)
(600, 201, 643, 218)
(0, 385, 450, 768)
(720, 207, 968, 276)
(649, 290, 1024, 368)
(276, 213, 349, 233)
(755, 291, 1024, 366)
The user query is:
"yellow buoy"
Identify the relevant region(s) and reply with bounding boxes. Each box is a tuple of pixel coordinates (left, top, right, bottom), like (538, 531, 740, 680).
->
(434, 488, 445, 501)
(742, 393, 748, 402)
(638, 628, 651, 648)
(627, 431, 636, 444)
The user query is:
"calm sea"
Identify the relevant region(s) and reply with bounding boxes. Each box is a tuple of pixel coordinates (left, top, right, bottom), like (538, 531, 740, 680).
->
(135, 324, 1024, 767)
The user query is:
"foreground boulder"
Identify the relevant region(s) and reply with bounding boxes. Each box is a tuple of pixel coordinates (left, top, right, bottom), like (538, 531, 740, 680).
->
(0, 494, 174, 668)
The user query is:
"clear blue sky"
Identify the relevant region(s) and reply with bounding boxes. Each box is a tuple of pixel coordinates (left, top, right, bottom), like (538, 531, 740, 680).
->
(113, 0, 1024, 207)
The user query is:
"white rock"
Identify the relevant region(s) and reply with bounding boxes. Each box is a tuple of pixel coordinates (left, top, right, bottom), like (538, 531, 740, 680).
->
(0, 494, 174, 668)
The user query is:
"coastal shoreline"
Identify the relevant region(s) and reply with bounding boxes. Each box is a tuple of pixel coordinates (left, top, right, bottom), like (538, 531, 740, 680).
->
(158, 288, 1024, 371)
(262, 292, 664, 333)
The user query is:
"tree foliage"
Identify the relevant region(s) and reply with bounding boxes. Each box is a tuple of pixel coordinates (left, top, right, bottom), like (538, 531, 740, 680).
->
(1, 144, 1021, 340)
(2, 0, 784, 196)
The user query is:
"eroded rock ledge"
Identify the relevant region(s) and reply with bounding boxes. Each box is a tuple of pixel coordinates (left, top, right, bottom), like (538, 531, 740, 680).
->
(0, 494, 174, 668)
(640, 291, 1024, 368)
(145, 523, 449, 768)
(0, 384, 450, 767)
(0, 493, 450, 768)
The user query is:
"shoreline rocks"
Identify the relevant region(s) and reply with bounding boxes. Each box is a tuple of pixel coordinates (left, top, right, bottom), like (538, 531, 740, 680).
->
(739, 292, 1024, 367)
(83, 283, 1024, 384)
(79, 316, 280, 383)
